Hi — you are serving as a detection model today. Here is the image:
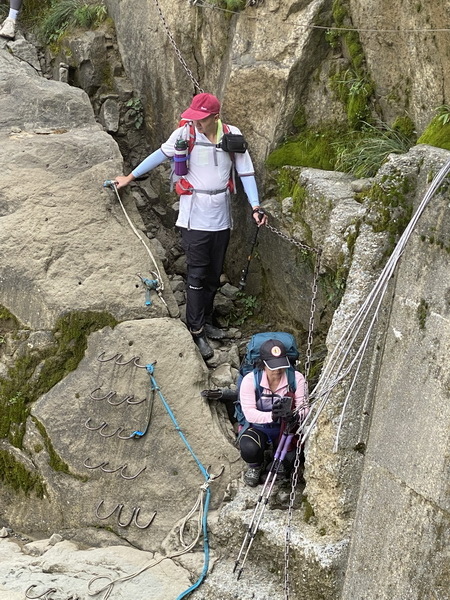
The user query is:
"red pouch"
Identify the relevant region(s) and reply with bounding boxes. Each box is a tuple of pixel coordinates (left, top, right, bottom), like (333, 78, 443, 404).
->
(175, 178, 194, 195)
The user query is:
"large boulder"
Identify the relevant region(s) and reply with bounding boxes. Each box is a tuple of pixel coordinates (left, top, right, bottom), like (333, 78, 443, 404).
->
(0, 318, 241, 550)
(0, 46, 179, 330)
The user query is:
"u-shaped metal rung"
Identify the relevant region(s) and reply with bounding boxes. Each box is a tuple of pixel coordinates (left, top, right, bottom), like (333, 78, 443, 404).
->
(85, 418, 106, 431)
(95, 500, 123, 520)
(101, 462, 124, 474)
(97, 352, 123, 363)
(89, 387, 117, 402)
(83, 458, 109, 470)
(117, 506, 137, 528)
(126, 395, 146, 405)
(120, 465, 146, 480)
(25, 584, 57, 599)
(114, 355, 140, 366)
(98, 424, 124, 438)
(134, 508, 157, 530)
(133, 356, 147, 368)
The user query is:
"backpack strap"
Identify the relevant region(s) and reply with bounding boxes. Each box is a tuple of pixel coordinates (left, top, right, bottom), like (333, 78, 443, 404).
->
(223, 123, 236, 193)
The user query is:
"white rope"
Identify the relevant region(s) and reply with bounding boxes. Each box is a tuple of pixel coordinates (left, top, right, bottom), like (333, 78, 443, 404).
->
(297, 158, 450, 450)
(191, 1, 450, 34)
(87, 482, 210, 600)
(108, 182, 165, 290)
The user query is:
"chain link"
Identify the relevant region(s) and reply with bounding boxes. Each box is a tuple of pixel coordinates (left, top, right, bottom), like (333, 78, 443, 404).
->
(153, 0, 204, 93)
(263, 223, 321, 600)
(264, 223, 319, 255)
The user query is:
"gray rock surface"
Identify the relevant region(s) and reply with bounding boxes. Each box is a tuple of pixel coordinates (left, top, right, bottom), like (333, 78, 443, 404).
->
(0, 536, 192, 600)
(0, 47, 178, 330)
(0, 319, 241, 548)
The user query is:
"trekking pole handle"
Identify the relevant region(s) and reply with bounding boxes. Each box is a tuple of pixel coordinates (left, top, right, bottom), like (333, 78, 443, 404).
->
(253, 208, 266, 223)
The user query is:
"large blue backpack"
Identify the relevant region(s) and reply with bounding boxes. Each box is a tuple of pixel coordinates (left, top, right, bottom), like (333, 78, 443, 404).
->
(234, 332, 299, 438)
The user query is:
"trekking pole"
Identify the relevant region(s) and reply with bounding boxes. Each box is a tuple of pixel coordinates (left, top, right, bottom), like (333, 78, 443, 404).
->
(238, 224, 260, 290)
(233, 429, 294, 579)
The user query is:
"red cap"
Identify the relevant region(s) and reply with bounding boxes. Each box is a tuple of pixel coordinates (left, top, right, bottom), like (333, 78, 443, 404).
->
(181, 93, 221, 120)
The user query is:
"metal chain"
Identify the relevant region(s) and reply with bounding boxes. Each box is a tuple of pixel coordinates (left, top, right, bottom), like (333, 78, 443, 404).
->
(264, 223, 319, 255)
(263, 223, 322, 600)
(153, 0, 204, 93)
(283, 253, 321, 599)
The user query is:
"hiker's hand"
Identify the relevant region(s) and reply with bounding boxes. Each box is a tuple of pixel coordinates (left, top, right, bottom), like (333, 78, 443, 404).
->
(272, 397, 292, 421)
(114, 174, 135, 190)
(252, 207, 268, 227)
(285, 412, 299, 433)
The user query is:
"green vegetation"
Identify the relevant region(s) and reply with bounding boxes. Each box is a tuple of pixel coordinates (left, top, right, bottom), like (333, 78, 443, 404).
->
(358, 171, 415, 251)
(0, 448, 46, 497)
(267, 118, 415, 178)
(327, 0, 375, 128)
(38, 0, 108, 44)
(0, 309, 118, 449)
(267, 0, 416, 178)
(32, 418, 71, 474)
(213, 0, 246, 10)
(266, 124, 347, 171)
(330, 68, 373, 128)
(229, 292, 259, 327)
(334, 120, 415, 178)
(303, 498, 315, 523)
(417, 106, 450, 150)
(417, 298, 429, 330)
(125, 98, 144, 130)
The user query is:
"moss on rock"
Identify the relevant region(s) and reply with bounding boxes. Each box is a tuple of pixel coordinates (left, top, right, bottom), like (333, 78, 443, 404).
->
(266, 124, 347, 171)
(0, 309, 118, 449)
(0, 448, 46, 497)
(417, 116, 450, 151)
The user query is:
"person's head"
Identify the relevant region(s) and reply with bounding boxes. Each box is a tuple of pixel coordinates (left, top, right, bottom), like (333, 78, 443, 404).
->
(259, 339, 290, 373)
(181, 93, 221, 135)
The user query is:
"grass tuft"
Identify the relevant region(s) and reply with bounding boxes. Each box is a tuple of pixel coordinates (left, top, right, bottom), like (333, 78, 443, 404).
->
(39, 0, 107, 43)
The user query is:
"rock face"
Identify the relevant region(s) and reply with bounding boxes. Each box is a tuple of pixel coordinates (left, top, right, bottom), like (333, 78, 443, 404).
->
(104, 0, 450, 174)
(1, 2, 450, 598)
(339, 146, 450, 600)
(0, 46, 178, 330)
(349, 0, 450, 130)
(4, 318, 238, 548)
(0, 536, 192, 600)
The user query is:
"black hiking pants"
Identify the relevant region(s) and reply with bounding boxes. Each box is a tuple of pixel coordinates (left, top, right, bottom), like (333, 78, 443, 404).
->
(180, 227, 230, 332)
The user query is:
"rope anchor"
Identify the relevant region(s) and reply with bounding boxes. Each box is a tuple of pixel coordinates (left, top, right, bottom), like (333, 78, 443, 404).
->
(137, 272, 162, 306)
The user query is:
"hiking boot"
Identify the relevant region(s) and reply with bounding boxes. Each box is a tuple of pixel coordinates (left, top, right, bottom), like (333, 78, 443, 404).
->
(260, 460, 289, 483)
(192, 331, 214, 360)
(243, 464, 263, 487)
(0, 18, 16, 39)
(204, 323, 226, 340)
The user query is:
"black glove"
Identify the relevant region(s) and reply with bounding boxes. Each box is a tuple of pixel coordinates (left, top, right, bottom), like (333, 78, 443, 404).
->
(271, 397, 293, 421)
(285, 412, 299, 433)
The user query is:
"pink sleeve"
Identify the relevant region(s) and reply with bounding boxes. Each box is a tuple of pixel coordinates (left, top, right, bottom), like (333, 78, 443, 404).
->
(240, 372, 273, 425)
(294, 371, 309, 421)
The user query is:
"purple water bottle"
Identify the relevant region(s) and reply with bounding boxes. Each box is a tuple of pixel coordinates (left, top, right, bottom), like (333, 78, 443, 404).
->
(174, 138, 189, 176)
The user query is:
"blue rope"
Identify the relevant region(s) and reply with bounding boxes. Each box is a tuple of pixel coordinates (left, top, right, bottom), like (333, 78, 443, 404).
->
(145, 364, 211, 599)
